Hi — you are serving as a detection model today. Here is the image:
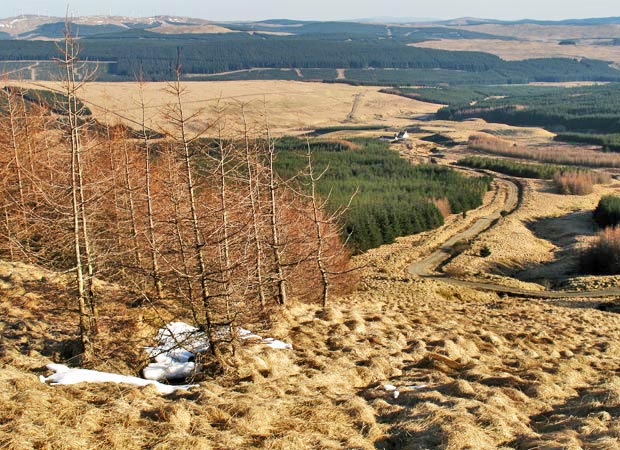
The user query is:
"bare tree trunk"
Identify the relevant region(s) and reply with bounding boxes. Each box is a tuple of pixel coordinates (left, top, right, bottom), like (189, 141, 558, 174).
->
(73, 84, 97, 334)
(102, 103, 123, 254)
(265, 125, 288, 306)
(3, 88, 26, 212)
(18, 88, 36, 178)
(60, 20, 97, 358)
(122, 138, 143, 272)
(215, 126, 234, 333)
(306, 146, 330, 306)
(168, 70, 219, 358)
(138, 79, 163, 299)
(164, 149, 198, 323)
(241, 108, 266, 307)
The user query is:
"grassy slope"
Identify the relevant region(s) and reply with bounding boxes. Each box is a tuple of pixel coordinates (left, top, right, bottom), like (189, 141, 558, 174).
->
(2, 251, 620, 449)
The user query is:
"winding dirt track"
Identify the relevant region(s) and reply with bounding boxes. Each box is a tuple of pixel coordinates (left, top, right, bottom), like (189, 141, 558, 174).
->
(408, 175, 620, 299)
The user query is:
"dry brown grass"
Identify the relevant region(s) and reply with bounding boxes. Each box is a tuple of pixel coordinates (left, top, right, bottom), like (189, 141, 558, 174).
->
(469, 133, 620, 168)
(149, 24, 237, 34)
(13, 81, 440, 137)
(434, 197, 452, 218)
(4, 245, 620, 449)
(412, 38, 620, 63)
(316, 139, 362, 150)
(452, 23, 620, 41)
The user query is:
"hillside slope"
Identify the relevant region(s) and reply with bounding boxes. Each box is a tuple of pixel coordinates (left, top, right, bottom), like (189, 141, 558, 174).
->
(2, 243, 620, 449)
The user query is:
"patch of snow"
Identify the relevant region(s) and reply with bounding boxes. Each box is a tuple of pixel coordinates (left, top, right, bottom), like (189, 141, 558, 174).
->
(238, 328, 261, 340)
(408, 384, 429, 390)
(262, 337, 293, 350)
(383, 384, 397, 392)
(142, 359, 197, 381)
(143, 322, 207, 382)
(39, 364, 196, 395)
(41, 322, 293, 394)
(143, 322, 292, 381)
(393, 390, 400, 399)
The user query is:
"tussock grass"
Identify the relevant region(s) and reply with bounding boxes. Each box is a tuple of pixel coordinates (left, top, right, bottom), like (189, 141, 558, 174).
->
(3, 256, 620, 449)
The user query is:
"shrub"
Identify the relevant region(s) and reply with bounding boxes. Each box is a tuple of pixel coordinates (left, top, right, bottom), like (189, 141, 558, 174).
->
(580, 227, 620, 274)
(553, 171, 594, 195)
(480, 245, 491, 257)
(593, 195, 620, 228)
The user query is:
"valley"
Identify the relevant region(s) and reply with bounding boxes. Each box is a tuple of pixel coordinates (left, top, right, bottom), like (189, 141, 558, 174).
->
(3, 11, 620, 450)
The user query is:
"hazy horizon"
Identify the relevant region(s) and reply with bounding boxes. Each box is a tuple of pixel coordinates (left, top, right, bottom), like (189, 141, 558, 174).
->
(3, 0, 619, 22)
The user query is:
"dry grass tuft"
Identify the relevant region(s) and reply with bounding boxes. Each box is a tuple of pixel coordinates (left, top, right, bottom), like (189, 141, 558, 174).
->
(581, 226, 620, 274)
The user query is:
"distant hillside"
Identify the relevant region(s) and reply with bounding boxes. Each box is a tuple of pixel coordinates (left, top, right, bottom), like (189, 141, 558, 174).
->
(0, 15, 232, 39)
(355, 16, 439, 24)
(2, 14, 620, 85)
(19, 22, 128, 39)
(5, 14, 620, 40)
(439, 16, 620, 26)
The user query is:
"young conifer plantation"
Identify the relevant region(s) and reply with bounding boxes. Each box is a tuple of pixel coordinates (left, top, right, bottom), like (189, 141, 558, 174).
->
(0, 24, 355, 367)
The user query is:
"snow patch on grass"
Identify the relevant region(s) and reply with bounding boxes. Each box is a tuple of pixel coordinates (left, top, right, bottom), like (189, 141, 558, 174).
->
(40, 322, 293, 393)
(39, 364, 196, 395)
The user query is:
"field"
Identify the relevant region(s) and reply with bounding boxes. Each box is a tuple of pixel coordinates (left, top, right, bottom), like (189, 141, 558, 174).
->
(468, 134, 620, 168)
(15, 80, 439, 136)
(452, 23, 620, 40)
(413, 38, 620, 63)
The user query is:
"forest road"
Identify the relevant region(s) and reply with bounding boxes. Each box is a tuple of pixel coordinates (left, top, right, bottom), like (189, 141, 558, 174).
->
(407, 174, 620, 299)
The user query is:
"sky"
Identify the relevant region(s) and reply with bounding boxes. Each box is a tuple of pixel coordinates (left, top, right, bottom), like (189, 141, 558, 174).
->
(4, 0, 619, 21)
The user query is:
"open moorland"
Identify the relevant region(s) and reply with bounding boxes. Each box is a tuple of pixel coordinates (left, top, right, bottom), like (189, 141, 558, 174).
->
(17, 80, 439, 135)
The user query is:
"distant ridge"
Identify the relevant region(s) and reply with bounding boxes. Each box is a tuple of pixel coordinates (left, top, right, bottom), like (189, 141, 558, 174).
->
(0, 14, 227, 39)
(355, 17, 439, 24)
(437, 16, 620, 26)
(2, 14, 620, 40)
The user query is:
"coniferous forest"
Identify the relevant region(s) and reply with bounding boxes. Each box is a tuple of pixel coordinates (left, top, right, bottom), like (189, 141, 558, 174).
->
(274, 138, 491, 252)
(2, 28, 620, 85)
(396, 84, 620, 148)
